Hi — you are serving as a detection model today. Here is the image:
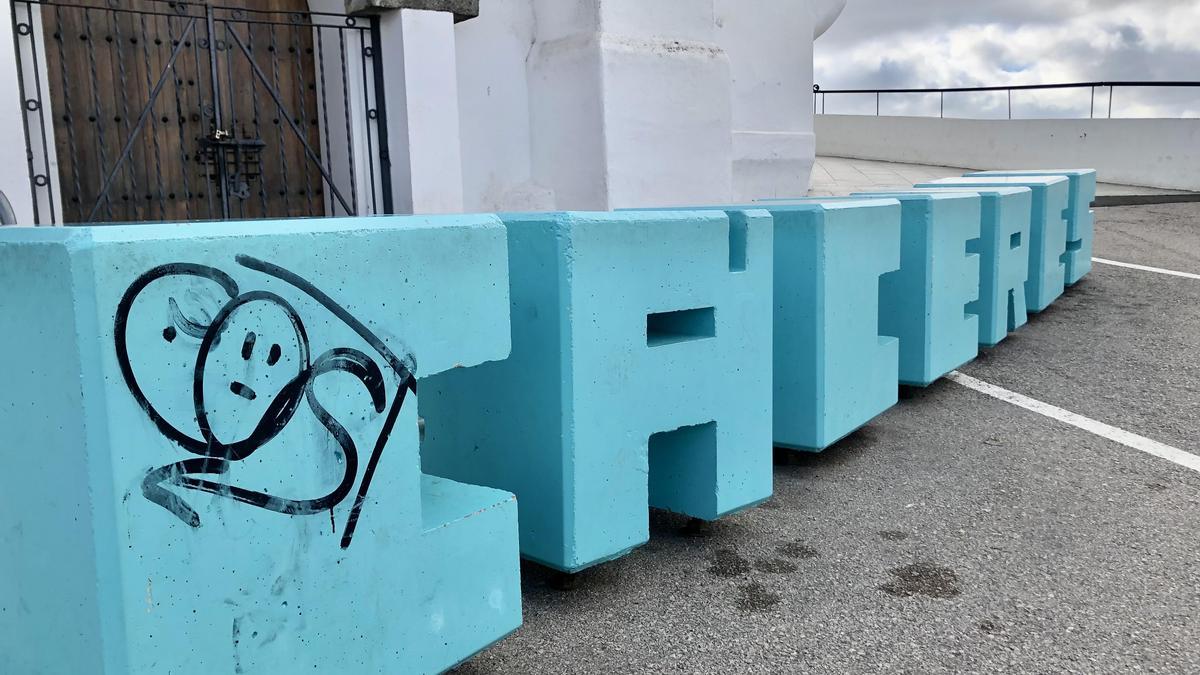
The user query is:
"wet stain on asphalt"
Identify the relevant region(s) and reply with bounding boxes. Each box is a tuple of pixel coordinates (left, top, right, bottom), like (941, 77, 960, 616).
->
(978, 619, 1003, 634)
(880, 562, 962, 599)
(736, 582, 781, 612)
(878, 530, 909, 541)
(753, 558, 798, 574)
(778, 541, 819, 559)
(708, 548, 752, 577)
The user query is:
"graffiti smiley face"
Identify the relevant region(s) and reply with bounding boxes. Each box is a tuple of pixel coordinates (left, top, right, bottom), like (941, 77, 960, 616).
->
(117, 256, 417, 548)
(194, 291, 312, 460)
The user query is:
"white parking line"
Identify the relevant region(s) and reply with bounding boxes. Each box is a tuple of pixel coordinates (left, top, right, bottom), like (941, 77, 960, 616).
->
(947, 371, 1200, 474)
(1092, 257, 1200, 280)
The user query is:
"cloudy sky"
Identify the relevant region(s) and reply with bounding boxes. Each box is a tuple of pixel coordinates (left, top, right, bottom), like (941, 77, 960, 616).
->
(814, 0, 1200, 118)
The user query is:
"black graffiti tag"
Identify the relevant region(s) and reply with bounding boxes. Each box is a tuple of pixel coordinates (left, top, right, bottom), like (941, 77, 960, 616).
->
(114, 256, 416, 549)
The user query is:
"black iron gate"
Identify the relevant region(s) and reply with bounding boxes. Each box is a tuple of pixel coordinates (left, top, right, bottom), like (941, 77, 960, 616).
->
(11, 0, 392, 225)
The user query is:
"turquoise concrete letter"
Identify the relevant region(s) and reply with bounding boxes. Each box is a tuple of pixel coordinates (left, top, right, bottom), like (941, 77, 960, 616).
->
(0, 216, 521, 675)
(646, 200, 901, 451)
(964, 169, 1096, 285)
(766, 200, 900, 443)
(847, 192, 981, 385)
(917, 176, 1069, 313)
(420, 210, 774, 573)
(858, 187, 1031, 347)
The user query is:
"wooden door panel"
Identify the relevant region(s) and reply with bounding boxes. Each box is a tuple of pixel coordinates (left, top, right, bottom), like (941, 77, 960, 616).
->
(41, 0, 326, 223)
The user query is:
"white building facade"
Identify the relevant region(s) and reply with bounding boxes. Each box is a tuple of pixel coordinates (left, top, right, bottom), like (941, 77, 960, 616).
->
(454, 0, 847, 212)
(1, 0, 845, 223)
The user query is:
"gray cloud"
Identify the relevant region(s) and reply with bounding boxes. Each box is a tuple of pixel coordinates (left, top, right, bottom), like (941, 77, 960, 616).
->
(815, 0, 1200, 118)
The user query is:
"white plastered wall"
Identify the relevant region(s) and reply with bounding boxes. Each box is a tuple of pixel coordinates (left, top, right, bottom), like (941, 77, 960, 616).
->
(454, 0, 845, 212)
(526, 0, 736, 211)
(455, 0, 735, 211)
(714, 0, 845, 202)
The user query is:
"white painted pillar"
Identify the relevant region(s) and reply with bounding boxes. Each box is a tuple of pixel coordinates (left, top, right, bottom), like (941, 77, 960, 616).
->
(453, 0, 846, 211)
(813, 0, 848, 39)
(453, 0, 553, 213)
(376, 8, 465, 214)
(526, 0, 734, 211)
(714, 0, 841, 201)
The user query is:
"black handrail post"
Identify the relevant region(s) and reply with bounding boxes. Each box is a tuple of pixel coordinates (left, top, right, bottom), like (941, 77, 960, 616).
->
(939, 91, 943, 118)
(369, 16, 394, 215)
(11, 0, 41, 224)
(1108, 86, 1114, 119)
(875, 91, 879, 116)
(822, 92, 825, 114)
(1007, 88, 1012, 119)
(1090, 86, 1095, 119)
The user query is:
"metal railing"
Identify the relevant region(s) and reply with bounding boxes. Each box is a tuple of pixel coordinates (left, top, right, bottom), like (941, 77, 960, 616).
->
(813, 81, 1200, 120)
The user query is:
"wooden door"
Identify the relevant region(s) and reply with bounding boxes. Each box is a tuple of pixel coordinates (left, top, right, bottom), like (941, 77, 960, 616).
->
(40, 0, 329, 223)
